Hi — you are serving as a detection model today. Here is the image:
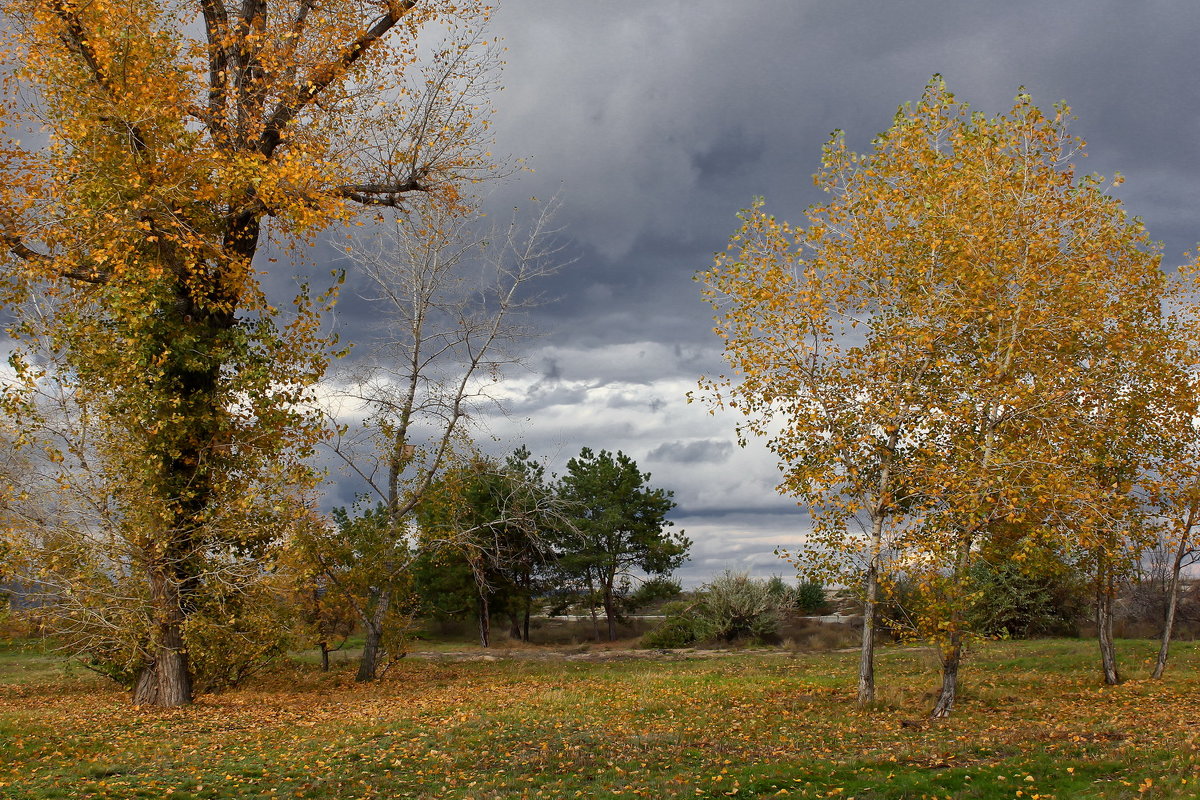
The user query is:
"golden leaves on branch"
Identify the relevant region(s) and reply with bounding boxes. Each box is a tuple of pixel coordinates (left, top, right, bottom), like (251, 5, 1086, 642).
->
(701, 77, 1190, 710)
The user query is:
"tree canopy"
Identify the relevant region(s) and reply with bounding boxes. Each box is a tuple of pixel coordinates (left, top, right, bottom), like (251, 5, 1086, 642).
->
(701, 77, 1192, 714)
(0, 0, 495, 705)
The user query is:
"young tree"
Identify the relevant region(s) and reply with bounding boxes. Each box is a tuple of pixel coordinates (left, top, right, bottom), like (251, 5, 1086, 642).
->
(1145, 275, 1200, 679)
(415, 448, 559, 647)
(700, 192, 937, 707)
(555, 448, 689, 642)
(702, 78, 1174, 716)
(0, 0, 496, 705)
(320, 200, 567, 678)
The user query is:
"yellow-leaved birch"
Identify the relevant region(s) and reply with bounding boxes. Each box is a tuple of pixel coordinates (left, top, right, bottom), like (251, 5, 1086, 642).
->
(702, 78, 1175, 716)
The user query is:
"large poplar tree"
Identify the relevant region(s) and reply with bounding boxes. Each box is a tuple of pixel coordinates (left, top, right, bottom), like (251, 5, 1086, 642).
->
(0, 0, 494, 706)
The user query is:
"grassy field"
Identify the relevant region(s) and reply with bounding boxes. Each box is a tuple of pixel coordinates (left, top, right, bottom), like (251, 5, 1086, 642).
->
(0, 637, 1197, 799)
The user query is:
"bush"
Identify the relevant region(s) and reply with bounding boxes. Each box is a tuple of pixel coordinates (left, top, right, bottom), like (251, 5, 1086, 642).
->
(641, 605, 707, 648)
(702, 571, 792, 642)
(626, 577, 683, 612)
(966, 559, 1082, 638)
(794, 580, 827, 614)
(643, 572, 795, 648)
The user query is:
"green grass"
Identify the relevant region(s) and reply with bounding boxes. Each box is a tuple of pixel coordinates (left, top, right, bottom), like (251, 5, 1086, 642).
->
(0, 638, 103, 687)
(0, 637, 1197, 799)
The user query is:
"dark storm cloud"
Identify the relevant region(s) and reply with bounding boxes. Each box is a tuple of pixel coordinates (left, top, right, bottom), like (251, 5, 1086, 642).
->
(648, 439, 733, 465)
(482, 0, 1200, 355)
(304, 2, 1200, 578)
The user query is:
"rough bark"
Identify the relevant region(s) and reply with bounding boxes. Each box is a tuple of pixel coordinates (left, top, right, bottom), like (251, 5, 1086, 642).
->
(930, 634, 962, 719)
(356, 587, 391, 682)
(930, 531, 975, 718)
(603, 586, 617, 642)
(132, 562, 193, 706)
(857, 558, 878, 708)
(477, 594, 490, 647)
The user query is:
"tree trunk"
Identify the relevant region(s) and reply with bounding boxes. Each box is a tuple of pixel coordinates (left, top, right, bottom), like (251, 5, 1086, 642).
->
(133, 565, 193, 706)
(356, 587, 391, 682)
(857, 559, 878, 708)
(320, 642, 331, 672)
(357, 621, 384, 682)
(522, 597, 531, 643)
(930, 634, 962, 718)
(858, 430, 899, 708)
(930, 531, 975, 718)
(1096, 572, 1121, 685)
(603, 587, 617, 642)
(1151, 527, 1190, 680)
(478, 594, 491, 647)
(132, 632, 191, 706)
(508, 611, 522, 641)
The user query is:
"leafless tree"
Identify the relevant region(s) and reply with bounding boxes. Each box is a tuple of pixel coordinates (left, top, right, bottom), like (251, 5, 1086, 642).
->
(320, 197, 571, 679)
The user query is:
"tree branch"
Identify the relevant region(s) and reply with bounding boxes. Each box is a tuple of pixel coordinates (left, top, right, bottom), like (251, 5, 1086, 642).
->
(49, 0, 147, 152)
(199, 0, 231, 136)
(2, 230, 49, 264)
(256, 0, 417, 157)
(338, 177, 430, 207)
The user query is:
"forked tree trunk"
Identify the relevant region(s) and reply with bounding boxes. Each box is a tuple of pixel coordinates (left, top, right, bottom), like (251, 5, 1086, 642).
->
(1096, 570, 1121, 685)
(1151, 529, 1190, 680)
(930, 530, 974, 718)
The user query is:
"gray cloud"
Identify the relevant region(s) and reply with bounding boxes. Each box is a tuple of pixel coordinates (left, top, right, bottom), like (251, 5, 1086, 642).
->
(648, 438, 734, 465)
(316, 2, 1200, 581)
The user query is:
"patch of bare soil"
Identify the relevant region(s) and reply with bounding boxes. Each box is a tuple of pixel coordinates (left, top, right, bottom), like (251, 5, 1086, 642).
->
(403, 646, 791, 663)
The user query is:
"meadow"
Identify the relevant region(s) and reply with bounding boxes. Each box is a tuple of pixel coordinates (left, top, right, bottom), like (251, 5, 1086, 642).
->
(0, 637, 1197, 799)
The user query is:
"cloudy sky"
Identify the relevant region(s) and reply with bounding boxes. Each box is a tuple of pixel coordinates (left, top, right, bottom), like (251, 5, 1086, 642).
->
(326, 1, 1200, 584)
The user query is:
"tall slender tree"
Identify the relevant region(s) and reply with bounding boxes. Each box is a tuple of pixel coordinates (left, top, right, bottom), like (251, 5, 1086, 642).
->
(321, 199, 567, 680)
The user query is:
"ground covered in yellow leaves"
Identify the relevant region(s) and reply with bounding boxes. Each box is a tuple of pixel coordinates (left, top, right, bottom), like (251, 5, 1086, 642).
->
(1, 639, 1197, 799)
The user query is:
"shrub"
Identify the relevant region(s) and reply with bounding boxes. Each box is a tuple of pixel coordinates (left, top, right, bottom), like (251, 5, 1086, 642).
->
(641, 609, 706, 648)
(626, 577, 683, 612)
(966, 559, 1082, 638)
(794, 580, 827, 614)
(701, 571, 792, 642)
(643, 572, 795, 648)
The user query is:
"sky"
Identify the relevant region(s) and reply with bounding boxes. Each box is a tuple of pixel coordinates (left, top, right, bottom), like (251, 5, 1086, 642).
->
(309, 0, 1200, 586)
(2, 3, 1196, 588)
